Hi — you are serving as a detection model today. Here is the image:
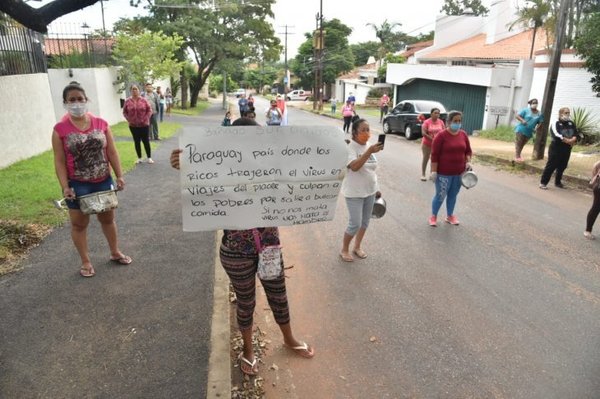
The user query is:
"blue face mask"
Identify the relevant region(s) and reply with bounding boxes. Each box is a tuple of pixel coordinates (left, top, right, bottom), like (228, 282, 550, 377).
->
(450, 123, 462, 131)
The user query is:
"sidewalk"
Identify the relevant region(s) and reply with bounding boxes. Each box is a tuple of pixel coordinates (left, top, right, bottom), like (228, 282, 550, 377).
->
(307, 105, 600, 190)
(0, 101, 231, 398)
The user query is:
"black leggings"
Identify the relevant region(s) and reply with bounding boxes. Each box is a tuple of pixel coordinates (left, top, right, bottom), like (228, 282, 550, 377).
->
(343, 116, 352, 133)
(129, 126, 151, 158)
(586, 188, 600, 232)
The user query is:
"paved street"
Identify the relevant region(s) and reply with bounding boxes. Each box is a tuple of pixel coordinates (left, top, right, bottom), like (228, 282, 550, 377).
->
(247, 99, 600, 399)
(1, 98, 599, 398)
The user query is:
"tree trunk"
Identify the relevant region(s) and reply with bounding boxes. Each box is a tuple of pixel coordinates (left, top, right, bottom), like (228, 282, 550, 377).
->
(529, 27, 537, 59)
(180, 71, 188, 109)
(0, 0, 99, 33)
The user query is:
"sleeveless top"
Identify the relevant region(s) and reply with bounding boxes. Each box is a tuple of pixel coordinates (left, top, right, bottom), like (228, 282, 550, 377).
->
(54, 114, 110, 183)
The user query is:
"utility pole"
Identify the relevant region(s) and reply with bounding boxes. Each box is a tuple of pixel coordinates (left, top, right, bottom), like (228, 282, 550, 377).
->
(278, 25, 294, 95)
(312, 0, 324, 111)
(100, 0, 108, 58)
(318, 0, 324, 111)
(533, 0, 573, 160)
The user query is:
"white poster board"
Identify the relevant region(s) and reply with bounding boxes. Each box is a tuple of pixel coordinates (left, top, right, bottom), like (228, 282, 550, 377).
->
(179, 126, 347, 231)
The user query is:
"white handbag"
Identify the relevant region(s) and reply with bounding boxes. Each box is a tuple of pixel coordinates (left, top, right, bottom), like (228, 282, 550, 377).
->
(252, 229, 283, 280)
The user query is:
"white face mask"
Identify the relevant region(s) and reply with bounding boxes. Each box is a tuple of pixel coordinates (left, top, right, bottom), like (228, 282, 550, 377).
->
(530, 103, 538, 110)
(65, 102, 88, 117)
(560, 115, 570, 121)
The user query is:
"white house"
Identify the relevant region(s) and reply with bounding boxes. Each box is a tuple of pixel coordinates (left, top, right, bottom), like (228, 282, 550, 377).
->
(385, 0, 600, 134)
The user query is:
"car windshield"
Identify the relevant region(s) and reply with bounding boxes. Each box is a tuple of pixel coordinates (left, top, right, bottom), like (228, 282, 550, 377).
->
(413, 101, 446, 113)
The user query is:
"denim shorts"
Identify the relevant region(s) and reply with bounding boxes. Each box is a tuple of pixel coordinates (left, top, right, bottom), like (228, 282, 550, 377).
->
(66, 176, 114, 210)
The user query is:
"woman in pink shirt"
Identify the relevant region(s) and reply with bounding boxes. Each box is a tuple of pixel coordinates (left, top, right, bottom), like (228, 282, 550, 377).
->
(429, 110, 472, 227)
(52, 82, 131, 277)
(122, 84, 153, 164)
(420, 108, 445, 181)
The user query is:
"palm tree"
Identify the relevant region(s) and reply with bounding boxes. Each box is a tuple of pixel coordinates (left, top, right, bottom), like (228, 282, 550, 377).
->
(366, 19, 403, 59)
(509, 0, 552, 59)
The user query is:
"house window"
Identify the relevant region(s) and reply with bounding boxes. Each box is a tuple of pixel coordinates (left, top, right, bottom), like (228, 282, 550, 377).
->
(452, 61, 467, 66)
(354, 85, 357, 89)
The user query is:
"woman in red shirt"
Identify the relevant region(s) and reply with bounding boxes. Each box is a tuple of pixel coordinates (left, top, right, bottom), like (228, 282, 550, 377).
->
(420, 108, 445, 181)
(429, 110, 472, 226)
(122, 84, 154, 164)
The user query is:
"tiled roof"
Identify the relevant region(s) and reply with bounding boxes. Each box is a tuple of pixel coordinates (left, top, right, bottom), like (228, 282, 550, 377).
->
(422, 29, 548, 61)
(400, 40, 433, 58)
(44, 38, 115, 56)
(339, 62, 377, 80)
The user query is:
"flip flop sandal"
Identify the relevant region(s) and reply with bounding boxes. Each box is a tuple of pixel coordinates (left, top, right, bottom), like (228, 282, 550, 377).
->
(339, 252, 354, 262)
(80, 264, 96, 278)
(284, 341, 315, 359)
(353, 249, 368, 259)
(110, 255, 133, 265)
(238, 353, 259, 376)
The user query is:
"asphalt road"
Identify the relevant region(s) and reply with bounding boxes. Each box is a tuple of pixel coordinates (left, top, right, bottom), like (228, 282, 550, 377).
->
(250, 100, 600, 399)
(0, 113, 219, 398)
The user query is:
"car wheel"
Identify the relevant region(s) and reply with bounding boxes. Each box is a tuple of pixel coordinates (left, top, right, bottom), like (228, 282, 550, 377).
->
(383, 121, 392, 134)
(286, 96, 291, 101)
(404, 125, 414, 140)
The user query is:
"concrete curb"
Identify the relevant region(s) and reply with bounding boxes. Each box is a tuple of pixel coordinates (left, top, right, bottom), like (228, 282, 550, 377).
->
(207, 233, 231, 398)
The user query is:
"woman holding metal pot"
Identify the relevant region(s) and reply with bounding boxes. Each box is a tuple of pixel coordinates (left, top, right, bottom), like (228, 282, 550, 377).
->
(429, 110, 472, 227)
(52, 82, 132, 277)
(340, 118, 383, 262)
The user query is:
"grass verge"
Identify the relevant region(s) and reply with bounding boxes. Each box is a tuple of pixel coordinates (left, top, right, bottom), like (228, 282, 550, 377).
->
(0, 121, 182, 276)
(170, 100, 211, 116)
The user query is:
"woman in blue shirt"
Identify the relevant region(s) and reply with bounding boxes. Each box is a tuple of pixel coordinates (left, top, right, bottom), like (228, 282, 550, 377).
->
(514, 98, 543, 162)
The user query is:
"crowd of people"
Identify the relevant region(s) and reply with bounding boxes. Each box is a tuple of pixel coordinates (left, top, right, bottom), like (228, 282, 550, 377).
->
(51, 82, 600, 381)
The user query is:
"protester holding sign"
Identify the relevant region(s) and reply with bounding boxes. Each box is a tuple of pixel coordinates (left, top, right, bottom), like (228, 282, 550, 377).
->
(169, 117, 315, 377)
(340, 118, 383, 262)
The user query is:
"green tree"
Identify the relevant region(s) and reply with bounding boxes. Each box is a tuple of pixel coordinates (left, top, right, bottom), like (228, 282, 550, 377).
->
(112, 30, 185, 87)
(574, 12, 600, 94)
(350, 41, 380, 66)
(366, 19, 406, 58)
(509, 0, 551, 59)
(441, 0, 489, 16)
(146, 0, 281, 107)
(378, 54, 406, 81)
(291, 18, 354, 90)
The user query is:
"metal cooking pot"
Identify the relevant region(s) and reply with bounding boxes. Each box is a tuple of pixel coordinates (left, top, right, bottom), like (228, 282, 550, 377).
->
(371, 197, 387, 219)
(461, 170, 478, 189)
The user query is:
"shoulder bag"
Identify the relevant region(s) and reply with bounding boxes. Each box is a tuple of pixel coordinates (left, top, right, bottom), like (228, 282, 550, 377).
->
(252, 229, 283, 280)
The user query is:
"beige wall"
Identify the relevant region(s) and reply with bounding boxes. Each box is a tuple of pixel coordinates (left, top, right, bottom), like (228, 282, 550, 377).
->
(0, 74, 56, 169)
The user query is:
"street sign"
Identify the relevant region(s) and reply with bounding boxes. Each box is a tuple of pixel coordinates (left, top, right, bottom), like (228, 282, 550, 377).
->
(488, 105, 509, 115)
(283, 77, 288, 84)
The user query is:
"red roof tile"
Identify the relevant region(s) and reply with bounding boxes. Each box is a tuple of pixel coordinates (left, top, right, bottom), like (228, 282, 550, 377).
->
(422, 29, 547, 61)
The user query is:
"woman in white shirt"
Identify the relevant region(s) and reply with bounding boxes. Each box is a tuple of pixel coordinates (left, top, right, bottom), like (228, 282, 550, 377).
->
(340, 118, 383, 262)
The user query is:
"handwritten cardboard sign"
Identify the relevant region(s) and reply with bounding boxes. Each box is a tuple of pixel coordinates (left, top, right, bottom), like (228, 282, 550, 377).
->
(179, 126, 347, 231)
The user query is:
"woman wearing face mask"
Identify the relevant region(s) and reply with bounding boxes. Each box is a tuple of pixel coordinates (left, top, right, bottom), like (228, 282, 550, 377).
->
(340, 118, 383, 262)
(429, 110, 472, 226)
(420, 108, 445, 181)
(539, 107, 578, 189)
(514, 98, 543, 162)
(266, 100, 282, 126)
(122, 84, 154, 164)
(51, 82, 132, 277)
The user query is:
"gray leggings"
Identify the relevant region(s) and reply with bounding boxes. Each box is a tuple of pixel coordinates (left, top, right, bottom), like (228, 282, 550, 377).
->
(345, 195, 376, 236)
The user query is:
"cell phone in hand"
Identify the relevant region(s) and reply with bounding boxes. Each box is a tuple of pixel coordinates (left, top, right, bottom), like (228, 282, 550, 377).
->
(378, 134, 386, 149)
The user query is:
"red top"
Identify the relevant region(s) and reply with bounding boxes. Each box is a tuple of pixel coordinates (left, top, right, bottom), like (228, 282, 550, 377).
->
(54, 113, 110, 182)
(122, 97, 152, 127)
(421, 118, 445, 147)
(430, 129, 472, 176)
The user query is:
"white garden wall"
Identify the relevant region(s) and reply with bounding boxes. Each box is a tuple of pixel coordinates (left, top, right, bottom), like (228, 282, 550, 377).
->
(0, 74, 56, 169)
(47, 67, 124, 125)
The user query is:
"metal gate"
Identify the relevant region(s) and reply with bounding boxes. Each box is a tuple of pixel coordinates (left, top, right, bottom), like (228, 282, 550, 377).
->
(395, 79, 486, 134)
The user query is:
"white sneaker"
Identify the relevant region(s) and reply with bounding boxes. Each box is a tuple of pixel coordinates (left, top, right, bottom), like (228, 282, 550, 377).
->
(135, 158, 143, 164)
(147, 158, 155, 164)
